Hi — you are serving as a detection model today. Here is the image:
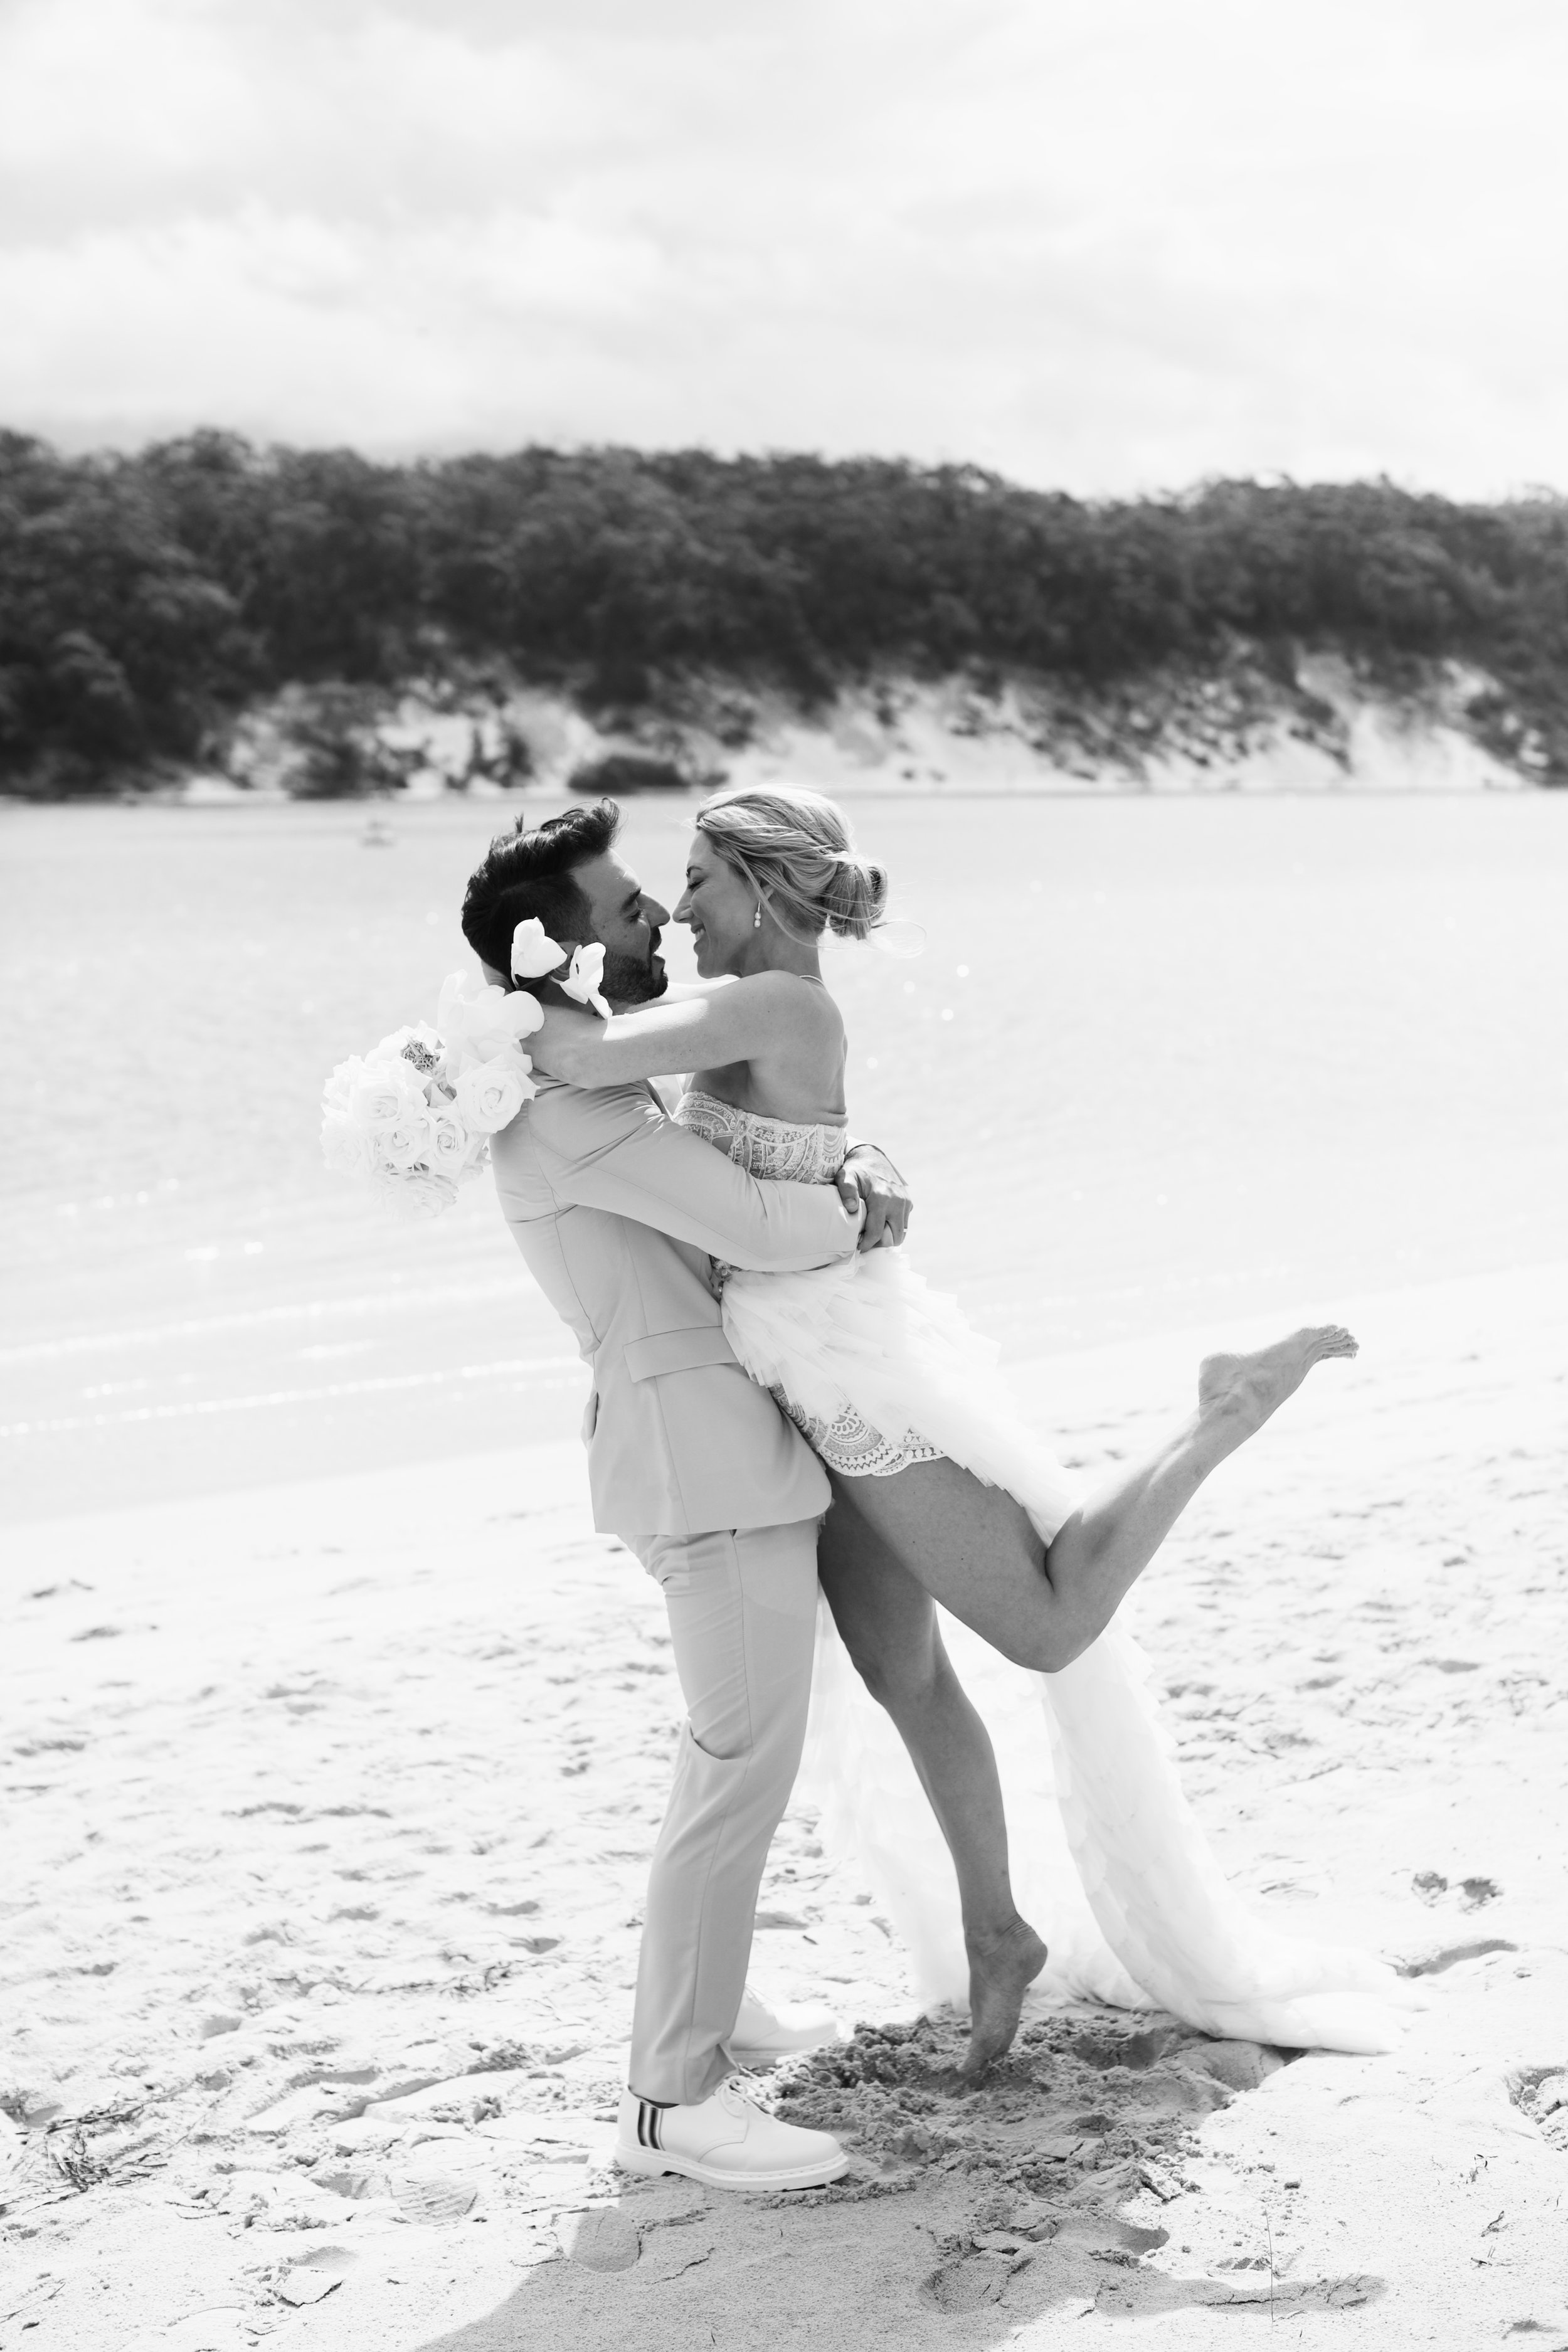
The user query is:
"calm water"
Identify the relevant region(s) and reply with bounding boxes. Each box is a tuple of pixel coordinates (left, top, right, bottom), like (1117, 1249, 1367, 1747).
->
(4, 790, 1567, 1520)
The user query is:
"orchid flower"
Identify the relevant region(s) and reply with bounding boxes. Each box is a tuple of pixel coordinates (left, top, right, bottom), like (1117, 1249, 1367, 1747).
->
(511, 918, 566, 981)
(510, 919, 609, 1017)
(559, 941, 611, 1020)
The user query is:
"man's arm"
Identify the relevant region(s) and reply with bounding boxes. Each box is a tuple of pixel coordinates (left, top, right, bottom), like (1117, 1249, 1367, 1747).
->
(531, 1083, 864, 1273)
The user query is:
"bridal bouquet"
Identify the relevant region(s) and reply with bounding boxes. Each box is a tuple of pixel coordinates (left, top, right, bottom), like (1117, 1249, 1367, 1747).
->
(320, 972, 543, 1220)
(320, 923, 610, 1221)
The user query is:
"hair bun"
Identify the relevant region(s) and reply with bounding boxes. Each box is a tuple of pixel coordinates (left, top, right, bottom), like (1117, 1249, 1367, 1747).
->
(823, 855, 889, 941)
(694, 782, 890, 945)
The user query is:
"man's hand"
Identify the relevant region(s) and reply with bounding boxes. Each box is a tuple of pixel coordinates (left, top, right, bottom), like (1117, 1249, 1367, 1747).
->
(836, 1142, 913, 1253)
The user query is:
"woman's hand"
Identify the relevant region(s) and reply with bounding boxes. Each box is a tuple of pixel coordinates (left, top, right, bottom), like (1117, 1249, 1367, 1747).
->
(527, 1000, 611, 1084)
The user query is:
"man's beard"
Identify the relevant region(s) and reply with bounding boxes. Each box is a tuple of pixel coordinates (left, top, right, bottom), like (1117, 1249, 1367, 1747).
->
(602, 938, 667, 1008)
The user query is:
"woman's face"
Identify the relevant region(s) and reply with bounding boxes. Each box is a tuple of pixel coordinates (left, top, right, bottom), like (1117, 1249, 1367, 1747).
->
(674, 832, 756, 977)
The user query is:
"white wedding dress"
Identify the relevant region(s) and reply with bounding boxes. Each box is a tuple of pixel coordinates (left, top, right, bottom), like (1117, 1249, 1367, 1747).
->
(676, 1088, 1413, 2054)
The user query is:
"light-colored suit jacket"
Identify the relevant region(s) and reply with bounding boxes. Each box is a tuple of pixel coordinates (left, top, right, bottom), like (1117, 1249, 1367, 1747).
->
(489, 1076, 860, 1542)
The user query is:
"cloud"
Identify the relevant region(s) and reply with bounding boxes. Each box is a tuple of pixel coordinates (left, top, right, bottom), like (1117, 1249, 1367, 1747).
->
(3, 0, 1567, 494)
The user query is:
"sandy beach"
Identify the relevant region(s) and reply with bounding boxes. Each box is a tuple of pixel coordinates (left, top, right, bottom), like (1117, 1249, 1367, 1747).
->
(5, 1253, 1567, 2351)
(12, 0, 1568, 2326)
(4, 792, 1567, 2349)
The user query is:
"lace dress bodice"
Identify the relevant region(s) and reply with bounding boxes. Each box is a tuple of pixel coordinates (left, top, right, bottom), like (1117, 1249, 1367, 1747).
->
(674, 1087, 941, 1479)
(673, 1087, 849, 1185)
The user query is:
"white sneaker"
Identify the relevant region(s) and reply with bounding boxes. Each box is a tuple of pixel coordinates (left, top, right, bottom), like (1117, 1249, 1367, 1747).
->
(615, 2082, 849, 2193)
(724, 1987, 845, 2064)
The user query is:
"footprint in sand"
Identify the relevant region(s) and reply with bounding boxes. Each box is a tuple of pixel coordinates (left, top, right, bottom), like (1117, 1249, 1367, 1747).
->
(921, 2250, 1020, 2312)
(1399, 1937, 1517, 1978)
(119, 2313, 255, 2351)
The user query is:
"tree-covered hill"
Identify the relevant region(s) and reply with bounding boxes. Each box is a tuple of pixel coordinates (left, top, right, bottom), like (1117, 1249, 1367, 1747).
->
(3, 428, 1567, 791)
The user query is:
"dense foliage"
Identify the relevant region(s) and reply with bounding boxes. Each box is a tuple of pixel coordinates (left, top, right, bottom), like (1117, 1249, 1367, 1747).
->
(4, 428, 1567, 788)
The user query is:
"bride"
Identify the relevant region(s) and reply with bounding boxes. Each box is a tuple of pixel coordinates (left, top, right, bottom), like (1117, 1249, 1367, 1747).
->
(524, 782, 1408, 2064)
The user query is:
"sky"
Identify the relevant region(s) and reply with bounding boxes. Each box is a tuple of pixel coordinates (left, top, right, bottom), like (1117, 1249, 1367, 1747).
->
(3, 0, 1567, 498)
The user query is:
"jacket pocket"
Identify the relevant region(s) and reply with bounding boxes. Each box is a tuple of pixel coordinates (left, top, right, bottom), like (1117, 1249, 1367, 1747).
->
(622, 1326, 741, 1382)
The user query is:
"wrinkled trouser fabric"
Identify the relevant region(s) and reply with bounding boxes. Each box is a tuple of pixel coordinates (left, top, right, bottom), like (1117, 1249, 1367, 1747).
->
(628, 1519, 820, 2106)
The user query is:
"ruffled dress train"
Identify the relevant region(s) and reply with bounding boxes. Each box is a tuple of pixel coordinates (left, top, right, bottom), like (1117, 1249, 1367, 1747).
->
(676, 1090, 1412, 2054)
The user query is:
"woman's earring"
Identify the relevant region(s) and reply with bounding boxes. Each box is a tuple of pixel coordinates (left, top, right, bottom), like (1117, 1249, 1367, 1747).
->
(753, 903, 763, 930)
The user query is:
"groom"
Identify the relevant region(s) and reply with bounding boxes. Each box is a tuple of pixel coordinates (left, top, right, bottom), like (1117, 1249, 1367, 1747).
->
(462, 800, 911, 2195)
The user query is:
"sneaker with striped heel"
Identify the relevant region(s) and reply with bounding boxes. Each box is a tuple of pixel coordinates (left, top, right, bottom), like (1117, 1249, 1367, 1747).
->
(615, 2081, 848, 2193)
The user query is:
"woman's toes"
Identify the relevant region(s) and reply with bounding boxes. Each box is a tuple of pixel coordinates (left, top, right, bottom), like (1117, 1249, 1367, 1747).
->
(1199, 1325, 1357, 1438)
(960, 1920, 1047, 2077)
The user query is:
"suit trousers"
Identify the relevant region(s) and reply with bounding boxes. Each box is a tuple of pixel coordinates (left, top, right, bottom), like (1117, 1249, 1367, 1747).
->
(628, 1518, 821, 2106)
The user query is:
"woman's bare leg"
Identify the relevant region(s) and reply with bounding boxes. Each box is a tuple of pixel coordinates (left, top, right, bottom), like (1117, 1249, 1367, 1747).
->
(828, 1327, 1358, 1673)
(817, 1500, 1047, 2074)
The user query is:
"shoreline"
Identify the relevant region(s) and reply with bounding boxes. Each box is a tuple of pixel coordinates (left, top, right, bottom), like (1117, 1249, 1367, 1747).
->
(7, 779, 1560, 812)
(5, 640, 1564, 810)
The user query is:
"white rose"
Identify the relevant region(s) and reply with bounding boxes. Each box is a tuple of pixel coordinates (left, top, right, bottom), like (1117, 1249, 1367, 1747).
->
(349, 1059, 424, 1133)
(320, 1110, 373, 1180)
(425, 1103, 475, 1176)
(322, 1057, 358, 1116)
(511, 918, 566, 980)
(453, 1057, 531, 1134)
(376, 1106, 436, 1172)
(374, 1166, 459, 1221)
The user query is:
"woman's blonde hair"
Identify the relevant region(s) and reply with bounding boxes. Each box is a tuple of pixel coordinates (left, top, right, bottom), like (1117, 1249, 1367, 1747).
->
(694, 783, 889, 943)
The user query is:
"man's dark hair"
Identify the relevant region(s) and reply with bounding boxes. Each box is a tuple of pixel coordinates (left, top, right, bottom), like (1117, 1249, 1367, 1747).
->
(460, 800, 621, 987)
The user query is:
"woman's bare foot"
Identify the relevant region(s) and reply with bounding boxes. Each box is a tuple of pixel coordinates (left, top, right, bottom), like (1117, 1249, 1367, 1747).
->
(1197, 1325, 1358, 1459)
(960, 1917, 1047, 2077)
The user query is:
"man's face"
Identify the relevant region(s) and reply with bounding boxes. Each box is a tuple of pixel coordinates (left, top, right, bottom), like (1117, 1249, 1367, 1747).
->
(571, 849, 670, 1007)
